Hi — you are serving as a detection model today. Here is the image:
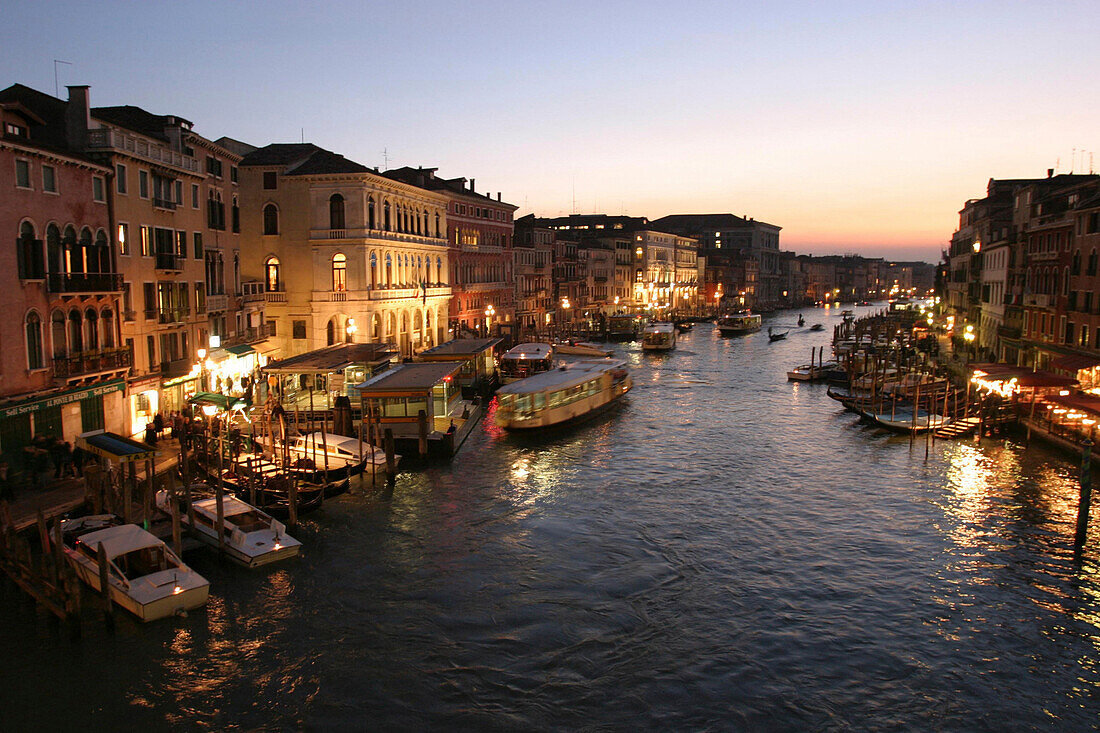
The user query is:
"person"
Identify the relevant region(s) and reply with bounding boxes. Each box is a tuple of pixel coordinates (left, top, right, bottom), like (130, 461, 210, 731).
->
(153, 412, 165, 438)
(447, 420, 456, 434)
(50, 438, 67, 479)
(71, 443, 85, 478)
(59, 441, 75, 479)
(145, 421, 158, 445)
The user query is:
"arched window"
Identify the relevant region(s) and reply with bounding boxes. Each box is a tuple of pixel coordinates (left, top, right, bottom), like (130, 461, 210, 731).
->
(68, 310, 83, 353)
(436, 257, 443, 284)
(326, 317, 337, 346)
(263, 204, 279, 235)
(84, 308, 99, 351)
(415, 209, 422, 235)
(369, 251, 378, 288)
(434, 212, 440, 238)
(265, 257, 281, 292)
(46, 224, 61, 273)
(25, 311, 43, 370)
(385, 253, 392, 285)
(1073, 249, 1082, 276)
(368, 197, 376, 229)
(371, 313, 381, 341)
(1064, 266, 1070, 296)
(94, 230, 110, 273)
(332, 253, 347, 291)
(18, 221, 42, 280)
(62, 225, 76, 273)
(425, 311, 433, 345)
(384, 201, 391, 231)
(423, 211, 429, 235)
(388, 312, 396, 339)
(76, 227, 92, 274)
(50, 310, 66, 357)
(1090, 249, 1099, 277)
(101, 308, 115, 348)
(329, 194, 345, 230)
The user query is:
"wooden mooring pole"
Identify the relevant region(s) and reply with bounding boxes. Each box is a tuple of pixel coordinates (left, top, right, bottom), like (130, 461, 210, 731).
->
(96, 543, 115, 630)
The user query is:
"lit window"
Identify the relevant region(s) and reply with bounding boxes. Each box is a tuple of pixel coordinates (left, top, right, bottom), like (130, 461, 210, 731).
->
(118, 223, 129, 256)
(332, 253, 347, 291)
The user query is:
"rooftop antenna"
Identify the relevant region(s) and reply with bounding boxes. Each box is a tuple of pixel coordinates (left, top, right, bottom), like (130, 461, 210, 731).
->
(571, 177, 576, 214)
(301, 128, 304, 143)
(1072, 148, 1077, 174)
(382, 148, 390, 170)
(53, 60, 72, 97)
(1091, 152, 1094, 174)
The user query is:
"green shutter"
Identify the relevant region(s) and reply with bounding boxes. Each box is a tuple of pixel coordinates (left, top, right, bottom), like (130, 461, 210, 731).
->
(81, 394, 105, 432)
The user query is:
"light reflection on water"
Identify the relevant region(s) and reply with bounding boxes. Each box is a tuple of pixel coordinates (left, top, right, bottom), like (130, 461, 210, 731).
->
(2, 307, 1100, 729)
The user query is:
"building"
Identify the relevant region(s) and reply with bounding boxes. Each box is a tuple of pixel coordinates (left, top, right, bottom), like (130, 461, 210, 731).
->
(0, 85, 128, 454)
(238, 145, 452, 360)
(511, 216, 554, 335)
(382, 167, 517, 339)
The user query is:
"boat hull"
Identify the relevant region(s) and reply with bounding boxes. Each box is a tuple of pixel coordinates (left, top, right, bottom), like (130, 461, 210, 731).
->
(65, 552, 209, 622)
(499, 384, 631, 430)
(497, 378, 633, 430)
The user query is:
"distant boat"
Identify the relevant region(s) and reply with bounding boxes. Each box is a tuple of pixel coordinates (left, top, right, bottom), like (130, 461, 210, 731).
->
(716, 312, 762, 336)
(768, 328, 788, 342)
(495, 360, 633, 430)
(500, 342, 555, 383)
(809, 323, 824, 331)
(553, 339, 613, 358)
(641, 322, 677, 351)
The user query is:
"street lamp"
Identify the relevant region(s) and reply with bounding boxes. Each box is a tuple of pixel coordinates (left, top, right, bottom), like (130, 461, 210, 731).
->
(484, 304, 495, 332)
(345, 317, 358, 342)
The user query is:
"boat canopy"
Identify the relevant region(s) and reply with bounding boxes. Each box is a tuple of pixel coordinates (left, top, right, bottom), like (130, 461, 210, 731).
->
(77, 430, 156, 464)
(502, 343, 553, 360)
(75, 524, 162, 559)
(497, 360, 625, 395)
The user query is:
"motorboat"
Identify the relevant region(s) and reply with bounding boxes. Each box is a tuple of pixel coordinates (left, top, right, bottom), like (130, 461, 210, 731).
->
(809, 324, 825, 331)
(674, 321, 693, 333)
(60, 514, 209, 622)
(606, 314, 643, 341)
(787, 361, 839, 382)
(281, 431, 392, 480)
(500, 342, 555, 383)
(195, 458, 330, 518)
(641, 322, 677, 351)
(553, 339, 613, 358)
(155, 486, 301, 568)
(716, 311, 762, 335)
(495, 360, 633, 430)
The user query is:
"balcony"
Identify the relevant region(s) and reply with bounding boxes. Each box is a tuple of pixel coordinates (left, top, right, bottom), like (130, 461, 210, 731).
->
(265, 291, 287, 303)
(159, 357, 192, 379)
(85, 128, 199, 173)
(46, 272, 123, 293)
(152, 196, 177, 210)
(157, 307, 190, 324)
(206, 293, 228, 312)
(1024, 294, 1051, 308)
(461, 281, 509, 293)
(52, 346, 132, 380)
(998, 325, 1022, 340)
(221, 323, 272, 347)
(309, 227, 445, 246)
(155, 253, 183, 271)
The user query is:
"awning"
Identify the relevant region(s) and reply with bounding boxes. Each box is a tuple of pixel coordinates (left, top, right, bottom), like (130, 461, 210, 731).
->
(1048, 393, 1100, 417)
(77, 430, 156, 464)
(1051, 354, 1100, 373)
(187, 392, 251, 411)
(1015, 370, 1079, 388)
(226, 344, 256, 356)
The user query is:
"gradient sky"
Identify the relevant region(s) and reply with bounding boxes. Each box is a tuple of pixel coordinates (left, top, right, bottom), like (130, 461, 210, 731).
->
(6, 1, 1099, 263)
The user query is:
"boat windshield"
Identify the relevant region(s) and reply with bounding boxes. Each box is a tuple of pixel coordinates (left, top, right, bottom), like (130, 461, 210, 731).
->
(230, 510, 272, 534)
(113, 545, 180, 580)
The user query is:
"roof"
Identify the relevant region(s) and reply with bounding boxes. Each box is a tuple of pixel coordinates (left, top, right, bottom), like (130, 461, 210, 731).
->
(77, 430, 156, 464)
(187, 392, 251, 411)
(650, 213, 781, 233)
(239, 143, 373, 175)
(497, 360, 626, 395)
(382, 166, 518, 208)
(419, 337, 503, 357)
(0, 84, 87, 157)
(1051, 354, 1100, 373)
(263, 343, 398, 373)
(1048, 393, 1100, 417)
(355, 362, 463, 392)
(79, 524, 161, 559)
(91, 105, 189, 142)
(502, 343, 553, 359)
(194, 495, 257, 519)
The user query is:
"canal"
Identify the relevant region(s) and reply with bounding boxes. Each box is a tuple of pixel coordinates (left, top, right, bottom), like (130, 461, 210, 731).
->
(2, 304, 1099, 730)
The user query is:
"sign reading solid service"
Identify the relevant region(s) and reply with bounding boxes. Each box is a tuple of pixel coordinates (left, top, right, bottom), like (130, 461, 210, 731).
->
(0, 380, 124, 419)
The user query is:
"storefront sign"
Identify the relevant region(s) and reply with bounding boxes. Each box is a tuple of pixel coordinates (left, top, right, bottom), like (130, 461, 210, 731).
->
(0, 380, 124, 419)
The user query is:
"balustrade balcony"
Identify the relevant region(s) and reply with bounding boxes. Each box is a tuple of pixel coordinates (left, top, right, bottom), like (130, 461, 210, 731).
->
(52, 346, 132, 379)
(46, 272, 123, 293)
(155, 253, 183, 271)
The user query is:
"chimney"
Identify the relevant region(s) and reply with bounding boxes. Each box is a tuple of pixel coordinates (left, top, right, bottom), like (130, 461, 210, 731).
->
(470, 178, 475, 192)
(65, 85, 90, 150)
(497, 192, 501, 201)
(1048, 168, 1054, 179)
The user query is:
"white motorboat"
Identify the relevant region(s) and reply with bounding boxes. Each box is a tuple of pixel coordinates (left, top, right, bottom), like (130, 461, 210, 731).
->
(495, 360, 633, 430)
(716, 312, 762, 335)
(279, 432, 393, 480)
(155, 487, 302, 568)
(787, 361, 838, 381)
(60, 515, 209, 622)
(641, 322, 677, 351)
(553, 339, 613, 357)
(500, 342, 555, 383)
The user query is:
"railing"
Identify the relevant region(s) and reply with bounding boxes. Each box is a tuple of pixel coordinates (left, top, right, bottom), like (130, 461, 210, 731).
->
(220, 323, 272, 347)
(265, 291, 287, 303)
(159, 357, 192, 379)
(155, 253, 183, 271)
(52, 346, 132, 379)
(206, 294, 228, 312)
(85, 128, 198, 172)
(1024, 294, 1051, 307)
(157, 307, 189, 324)
(46, 272, 123, 293)
(143, 308, 157, 320)
(152, 197, 177, 210)
(461, 281, 509, 292)
(308, 227, 446, 245)
(123, 309, 135, 322)
(998, 325, 1022, 339)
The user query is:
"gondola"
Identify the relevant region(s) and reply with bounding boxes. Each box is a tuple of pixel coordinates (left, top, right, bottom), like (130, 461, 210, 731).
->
(768, 328, 789, 342)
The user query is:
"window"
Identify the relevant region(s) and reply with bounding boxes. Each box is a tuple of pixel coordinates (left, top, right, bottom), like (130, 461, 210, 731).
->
(265, 257, 281, 291)
(116, 164, 127, 194)
(25, 311, 43, 370)
(42, 165, 57, 193)
(231, 197, 239, 233)
(17, 221, 43, 280)
(263, 204, 279, 235)
(205, 156, 223, 178)
(138, 170, 149, 198)
(5, 122, 27, 137)
(140, 226, 151, 257)
(92, 176, 105, 202)
(329, 194, 345, 230)
(292, 320, 306, 339)
(15, 159, 30, 188)
(175, 230, 186, 257)
(332, 253, 347, 291)
(193, 232, 203, 260)
(263, 171, 277, 189)
(191, 183, 199, 209)
(174, 180, 183, 205)
(231, 166, 238, 183)
(267, 320, 277, 337)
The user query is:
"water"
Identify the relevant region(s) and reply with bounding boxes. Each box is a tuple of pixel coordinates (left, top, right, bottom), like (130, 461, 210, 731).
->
(3, 305, 1100, 731)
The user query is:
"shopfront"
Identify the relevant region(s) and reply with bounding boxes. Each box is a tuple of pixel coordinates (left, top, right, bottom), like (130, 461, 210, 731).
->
(0, 380, 125, 457)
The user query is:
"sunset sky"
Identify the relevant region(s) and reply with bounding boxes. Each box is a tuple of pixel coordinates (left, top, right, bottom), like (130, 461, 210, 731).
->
(6, 1, 1098, 263)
